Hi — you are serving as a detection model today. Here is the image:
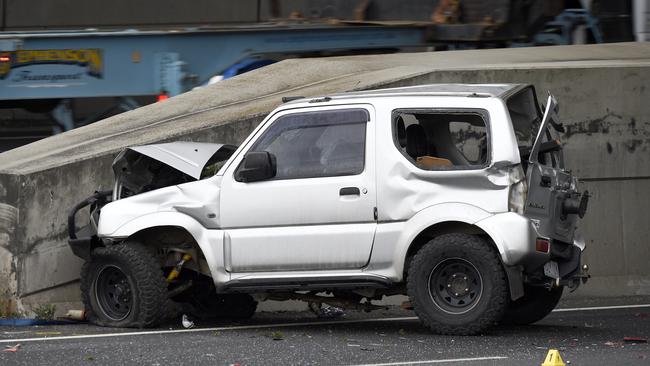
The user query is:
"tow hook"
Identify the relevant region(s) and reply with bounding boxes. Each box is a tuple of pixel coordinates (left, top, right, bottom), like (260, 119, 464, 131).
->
(564, 264, 590, 292)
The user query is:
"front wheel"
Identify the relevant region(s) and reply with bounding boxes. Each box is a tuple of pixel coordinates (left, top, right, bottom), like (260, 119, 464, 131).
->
(500, 285, 563, 325)
(407, 233, 508, 335)
(80, 242, 167, 328)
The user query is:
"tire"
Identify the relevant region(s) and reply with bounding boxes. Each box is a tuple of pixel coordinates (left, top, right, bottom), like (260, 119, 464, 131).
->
(500, 285, 563, 325)
(80, 242, 167, 328)
(173, 274, 257, 320)
(216, 294, 258, 319)
(407, 233, 508, 335)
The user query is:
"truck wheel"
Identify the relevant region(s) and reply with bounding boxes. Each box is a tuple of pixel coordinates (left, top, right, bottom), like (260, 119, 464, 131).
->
(217, 294, 258, 319)
(80, 242, 167, 328)
(500, 285, 563, 325)
(407, 233, 508, 335)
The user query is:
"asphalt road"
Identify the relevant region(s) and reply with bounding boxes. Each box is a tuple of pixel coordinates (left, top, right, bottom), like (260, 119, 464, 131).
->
(1, 297, 648, 366)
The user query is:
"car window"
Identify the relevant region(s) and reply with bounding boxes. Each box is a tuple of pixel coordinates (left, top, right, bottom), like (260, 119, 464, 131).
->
(506, 87, 541, 148)
(392, 110, 489, 170)
(247, 109, 368, 180)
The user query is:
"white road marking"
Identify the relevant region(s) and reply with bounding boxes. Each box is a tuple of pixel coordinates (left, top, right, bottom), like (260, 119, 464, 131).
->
(552, 303, 650, 312)
(0, 317, 418, 344)
(347, 356, 508, 366)
(0, 303, 648, 344)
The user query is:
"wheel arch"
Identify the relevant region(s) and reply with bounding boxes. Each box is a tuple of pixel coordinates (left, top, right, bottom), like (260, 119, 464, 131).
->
(403, 221, 497, 279)
(104, 212, 225, 282)
(402, 219, 523, 301)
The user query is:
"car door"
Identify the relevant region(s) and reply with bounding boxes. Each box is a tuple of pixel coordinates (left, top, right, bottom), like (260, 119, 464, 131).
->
(219, 105, 377, 272)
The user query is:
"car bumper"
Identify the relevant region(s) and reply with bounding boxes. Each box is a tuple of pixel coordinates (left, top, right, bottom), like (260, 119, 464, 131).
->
(476, 212, 584, 275)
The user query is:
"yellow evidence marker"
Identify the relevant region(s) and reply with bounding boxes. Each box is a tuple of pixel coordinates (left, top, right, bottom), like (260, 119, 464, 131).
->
(541, 349, 566, 366)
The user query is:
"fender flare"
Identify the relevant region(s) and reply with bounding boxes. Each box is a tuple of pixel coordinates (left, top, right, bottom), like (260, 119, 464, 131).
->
(107, 211, 225, 284)
(392, 203, 523, 300)
(395, 202, 498, 271)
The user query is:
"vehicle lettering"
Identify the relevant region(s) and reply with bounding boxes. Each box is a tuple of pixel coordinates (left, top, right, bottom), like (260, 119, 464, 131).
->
(0, 49, 103, 79)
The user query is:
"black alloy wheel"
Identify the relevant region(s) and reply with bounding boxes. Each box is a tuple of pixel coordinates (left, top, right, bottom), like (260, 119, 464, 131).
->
(428, 258, 483, 314)
(94, 265, 133, 321)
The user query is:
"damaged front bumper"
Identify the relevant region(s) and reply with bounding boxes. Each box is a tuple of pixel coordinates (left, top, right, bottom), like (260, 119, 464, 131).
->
(67, 190, 112, 261)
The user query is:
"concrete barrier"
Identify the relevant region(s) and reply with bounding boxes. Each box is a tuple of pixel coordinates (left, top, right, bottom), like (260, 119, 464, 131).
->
(1, 43, 649, 315)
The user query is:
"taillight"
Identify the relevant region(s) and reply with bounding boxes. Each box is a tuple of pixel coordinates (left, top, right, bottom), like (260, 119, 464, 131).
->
(508, 165, 527, 215)
(535, 238, 550, 253)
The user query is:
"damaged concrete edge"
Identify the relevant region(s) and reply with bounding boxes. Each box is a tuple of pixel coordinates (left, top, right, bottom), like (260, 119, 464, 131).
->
(0, 173, 22, 316)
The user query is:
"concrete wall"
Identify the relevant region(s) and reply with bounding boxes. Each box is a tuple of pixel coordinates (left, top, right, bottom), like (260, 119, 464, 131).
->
(1, 43, 649, 315)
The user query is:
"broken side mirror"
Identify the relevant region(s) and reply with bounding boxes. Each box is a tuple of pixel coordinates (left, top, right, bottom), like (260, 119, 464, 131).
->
(236, 151, 277, 182)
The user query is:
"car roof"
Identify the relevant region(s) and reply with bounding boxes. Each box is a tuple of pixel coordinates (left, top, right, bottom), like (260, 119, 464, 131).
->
(284, 83, 528, 106)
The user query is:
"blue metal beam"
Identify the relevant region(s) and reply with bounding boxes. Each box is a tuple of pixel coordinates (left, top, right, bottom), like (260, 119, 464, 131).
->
(0, 24, 429, 100)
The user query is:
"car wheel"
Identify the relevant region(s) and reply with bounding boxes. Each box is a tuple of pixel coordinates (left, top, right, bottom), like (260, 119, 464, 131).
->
(216, 294, 258, 319)
(407, 233, 508, 335)
(81, 242, 167, 328)
(500, 285, 563, 325)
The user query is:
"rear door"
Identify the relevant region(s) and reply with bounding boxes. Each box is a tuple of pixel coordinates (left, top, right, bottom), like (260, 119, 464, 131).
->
(524, 94, 579, 243)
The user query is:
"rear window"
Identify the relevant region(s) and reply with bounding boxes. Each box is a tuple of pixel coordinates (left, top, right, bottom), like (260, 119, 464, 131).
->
(506, 87, 541, 148)
(392, 109, 489, 170)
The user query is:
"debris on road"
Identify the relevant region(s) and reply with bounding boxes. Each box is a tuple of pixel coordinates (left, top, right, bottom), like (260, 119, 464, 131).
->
(65, 310, 86, 321)
(181, 314, 195, 329)
(1, 331, 30, 335)
(2, 344, 21, 353)
(270, 331, 284, 341)
(318, 305, 345, 319)
(623, 337, 648, 344)
(308, 302, 345, 319)
(34, 331, 62, 336)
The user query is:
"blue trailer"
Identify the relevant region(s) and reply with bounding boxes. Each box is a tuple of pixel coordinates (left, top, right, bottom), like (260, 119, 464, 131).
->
(0, 23, 432, 131)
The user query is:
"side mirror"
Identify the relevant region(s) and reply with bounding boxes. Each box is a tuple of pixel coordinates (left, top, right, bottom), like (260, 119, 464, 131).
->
(236, 151, 277, 182)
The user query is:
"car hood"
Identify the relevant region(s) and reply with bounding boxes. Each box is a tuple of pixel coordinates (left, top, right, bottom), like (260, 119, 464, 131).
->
(115, 141, 236, 180)
(112, 141, 236, 200)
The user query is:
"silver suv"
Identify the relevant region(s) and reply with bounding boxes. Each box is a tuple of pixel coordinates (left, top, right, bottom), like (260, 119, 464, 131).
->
(68, 84, 589, 335)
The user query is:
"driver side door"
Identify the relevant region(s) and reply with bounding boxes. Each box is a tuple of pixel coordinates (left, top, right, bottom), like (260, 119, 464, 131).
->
(219, 106, 377, 272)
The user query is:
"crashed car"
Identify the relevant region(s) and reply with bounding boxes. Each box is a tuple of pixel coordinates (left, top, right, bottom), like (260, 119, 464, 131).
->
(68, 84, 589, 334)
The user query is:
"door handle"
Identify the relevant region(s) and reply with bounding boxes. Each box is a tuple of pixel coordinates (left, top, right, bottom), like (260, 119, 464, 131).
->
(339, 187, 360, 196)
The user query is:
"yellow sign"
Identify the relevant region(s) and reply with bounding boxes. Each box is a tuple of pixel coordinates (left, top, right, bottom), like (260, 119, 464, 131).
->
(0, 49, 103, 79)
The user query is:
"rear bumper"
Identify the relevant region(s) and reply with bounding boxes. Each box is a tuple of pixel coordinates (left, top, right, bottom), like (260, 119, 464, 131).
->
(476, 212, 584, 274)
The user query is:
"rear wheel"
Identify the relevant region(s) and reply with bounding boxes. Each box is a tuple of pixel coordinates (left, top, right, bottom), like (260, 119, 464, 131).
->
(407, 233, 508, 335)
(81, 242, 167, 328)
(501, 285, 563, 325)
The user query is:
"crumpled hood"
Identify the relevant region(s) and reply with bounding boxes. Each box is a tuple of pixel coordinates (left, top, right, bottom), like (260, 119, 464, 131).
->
(114, 141, 236, 180)
(112, 141, 236, 200)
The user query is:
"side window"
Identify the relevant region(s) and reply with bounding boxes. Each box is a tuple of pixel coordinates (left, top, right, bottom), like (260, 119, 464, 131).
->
(244, 109, 368, 180)
(393, 110, 489, 170)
